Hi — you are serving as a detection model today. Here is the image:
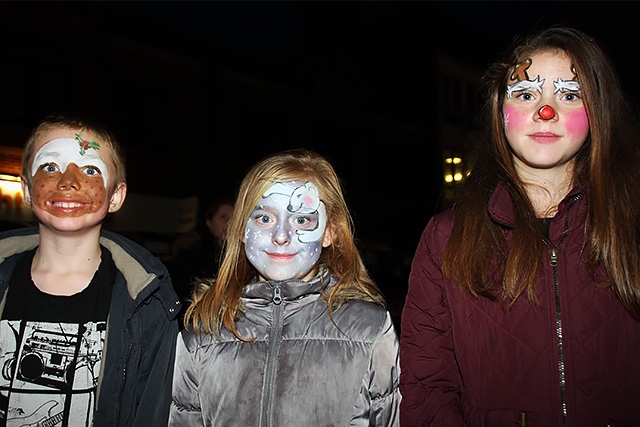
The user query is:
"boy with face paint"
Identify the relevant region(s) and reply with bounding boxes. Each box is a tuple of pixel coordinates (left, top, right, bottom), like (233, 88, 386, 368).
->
(400, 27, 640, 425)
(0, 113, 180, 426)
(169, 149, 401, 426)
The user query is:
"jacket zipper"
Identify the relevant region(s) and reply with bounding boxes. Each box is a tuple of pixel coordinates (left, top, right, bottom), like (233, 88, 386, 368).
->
(116, 317, 134, 423)
(261, 283, 283, 427)
(548, 245, 568, 427)
(546, 193, 582, 427)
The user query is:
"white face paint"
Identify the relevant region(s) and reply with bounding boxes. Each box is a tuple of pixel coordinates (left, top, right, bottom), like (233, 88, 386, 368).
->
(244, 180, 327, 282)
(31, 137, 110, 186)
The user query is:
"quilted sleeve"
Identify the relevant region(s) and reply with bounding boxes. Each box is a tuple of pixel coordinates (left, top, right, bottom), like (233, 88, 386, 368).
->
(168, 331, 203, 426)
(399, 213, 466, 426)
(368, 312, 401, 426)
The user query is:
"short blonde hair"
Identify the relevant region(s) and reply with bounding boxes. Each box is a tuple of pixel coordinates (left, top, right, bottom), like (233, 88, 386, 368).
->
(22, 113, 126, 191)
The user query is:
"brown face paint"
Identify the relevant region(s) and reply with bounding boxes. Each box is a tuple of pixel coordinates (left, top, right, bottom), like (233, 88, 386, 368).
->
(510, 58, 533, 83)
(31, 162, 108, 218)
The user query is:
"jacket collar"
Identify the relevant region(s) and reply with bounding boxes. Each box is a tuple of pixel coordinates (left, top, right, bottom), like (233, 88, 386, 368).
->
(0, 227, 170, 304)
(488, 181, 586, 227)
(242, 267, 334, 304)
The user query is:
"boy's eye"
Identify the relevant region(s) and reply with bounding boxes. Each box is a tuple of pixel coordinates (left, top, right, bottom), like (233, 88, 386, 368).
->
(84, 166, 102, 176)
(42, 163, 59, 173)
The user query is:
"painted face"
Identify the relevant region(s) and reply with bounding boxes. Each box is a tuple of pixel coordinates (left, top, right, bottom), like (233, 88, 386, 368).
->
(26, 130, 117, 230)
(503, 51, 589, 177)
(244, 180, 329, 282)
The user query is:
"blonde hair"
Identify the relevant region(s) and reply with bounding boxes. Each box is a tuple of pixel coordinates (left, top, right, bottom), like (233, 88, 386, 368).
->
(185, 148, 385, 339)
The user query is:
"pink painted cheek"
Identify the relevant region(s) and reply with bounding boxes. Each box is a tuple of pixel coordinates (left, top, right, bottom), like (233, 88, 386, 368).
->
(564, 107, 590, 138)
(503, 104, 528, 132)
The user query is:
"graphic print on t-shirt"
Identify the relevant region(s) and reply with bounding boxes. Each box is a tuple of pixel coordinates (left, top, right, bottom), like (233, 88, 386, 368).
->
(0, 319, 106, 426)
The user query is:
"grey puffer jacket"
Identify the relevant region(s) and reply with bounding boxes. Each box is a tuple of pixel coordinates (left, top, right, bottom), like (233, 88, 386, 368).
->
(0, 227, 181, 427)
(170, 269, 401, 426)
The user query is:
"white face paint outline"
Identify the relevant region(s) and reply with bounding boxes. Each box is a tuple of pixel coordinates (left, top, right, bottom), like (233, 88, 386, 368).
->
(507, 57, 581, 99)
(31, 137, 110, 187)
(262, 181, 327, 243)
(507, 76, 545, 99)
(244, 180, 328, 282)
(554, 77, 581, 94)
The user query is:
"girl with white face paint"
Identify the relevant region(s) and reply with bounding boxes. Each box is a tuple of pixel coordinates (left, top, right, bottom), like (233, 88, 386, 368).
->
(244, 180, 330, 282)
(171, 149, 401, 427)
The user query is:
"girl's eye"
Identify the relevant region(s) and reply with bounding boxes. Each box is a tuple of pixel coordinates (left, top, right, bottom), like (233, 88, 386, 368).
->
(258, 215, 271, 224)
(292, 215, 317, 229)
(516, 92, 535, 101)
(562, 92, 581, 102)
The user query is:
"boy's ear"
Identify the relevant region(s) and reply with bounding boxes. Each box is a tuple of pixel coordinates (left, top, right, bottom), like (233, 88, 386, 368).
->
(108, 182, 127, 213)
(20, 175, 32, 208)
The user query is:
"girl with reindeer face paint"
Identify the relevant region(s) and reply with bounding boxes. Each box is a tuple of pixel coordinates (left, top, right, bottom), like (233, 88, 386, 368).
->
(170, 149, 400, 427)
(400, 27, 640, 426)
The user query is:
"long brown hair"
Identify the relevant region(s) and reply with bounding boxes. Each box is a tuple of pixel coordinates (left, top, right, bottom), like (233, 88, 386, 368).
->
(184, 148, 385, 338)
(442, 26, 640, 319)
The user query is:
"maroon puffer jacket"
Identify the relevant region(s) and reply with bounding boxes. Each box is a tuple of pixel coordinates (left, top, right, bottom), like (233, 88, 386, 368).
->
(400, 183, 640, 426)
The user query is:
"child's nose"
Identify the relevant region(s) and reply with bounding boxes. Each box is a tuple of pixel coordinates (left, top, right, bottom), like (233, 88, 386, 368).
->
(57, 164, 82, 190)
(537, 104, 556, 121)
(272, 222, 291, 245)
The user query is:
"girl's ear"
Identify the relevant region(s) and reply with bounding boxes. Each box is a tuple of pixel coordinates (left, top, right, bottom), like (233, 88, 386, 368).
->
(20, 175, 32, 207)
(108, 182, 127, 213)
(322, 225, 335, 248)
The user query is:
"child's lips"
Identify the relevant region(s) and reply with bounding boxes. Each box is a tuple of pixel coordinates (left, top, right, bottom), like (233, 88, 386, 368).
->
(266, 252, 297, 261)
(49, 200, 90, 211)
(529, 132, 560, 143)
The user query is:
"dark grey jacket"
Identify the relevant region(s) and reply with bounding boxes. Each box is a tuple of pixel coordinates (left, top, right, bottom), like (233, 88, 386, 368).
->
(170, 270, 401, 426)
(0, 227, 181, 427)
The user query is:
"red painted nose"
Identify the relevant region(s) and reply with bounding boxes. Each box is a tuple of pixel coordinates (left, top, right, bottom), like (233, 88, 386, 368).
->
(538, 105, 555, 120)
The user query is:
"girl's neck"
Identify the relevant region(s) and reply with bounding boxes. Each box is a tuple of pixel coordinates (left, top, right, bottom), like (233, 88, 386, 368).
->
(515, 163, 574, 218)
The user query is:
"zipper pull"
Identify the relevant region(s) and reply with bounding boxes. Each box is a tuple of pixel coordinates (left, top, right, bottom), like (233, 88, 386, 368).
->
(272, 284, 282, 305)
(519, 412, 527, 427)
(549, 247, 558, 267)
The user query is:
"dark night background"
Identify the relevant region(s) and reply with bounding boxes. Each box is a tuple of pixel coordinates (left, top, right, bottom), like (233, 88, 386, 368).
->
(2, 1, 639, 315)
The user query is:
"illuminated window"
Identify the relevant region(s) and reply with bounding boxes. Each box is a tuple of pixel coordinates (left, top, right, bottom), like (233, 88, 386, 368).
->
(443, 156, 465, 185)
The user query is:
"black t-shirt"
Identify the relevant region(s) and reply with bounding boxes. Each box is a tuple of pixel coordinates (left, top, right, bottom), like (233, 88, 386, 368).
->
(2, 246, 114, 323)
(540, 217, 553, 239)
(0, 246, 116, 426)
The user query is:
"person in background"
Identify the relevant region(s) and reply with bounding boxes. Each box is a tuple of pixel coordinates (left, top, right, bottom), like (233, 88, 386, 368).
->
(169, 148, 401, 426)
(171, 198, 234, 327)
(400, 26, 640, 425)
(0, 113, 180, 426)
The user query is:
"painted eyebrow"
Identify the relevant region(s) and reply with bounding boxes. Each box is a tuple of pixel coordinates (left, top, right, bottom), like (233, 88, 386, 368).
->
(506, 76, 545, 99)
(554, 77, 581, 93)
